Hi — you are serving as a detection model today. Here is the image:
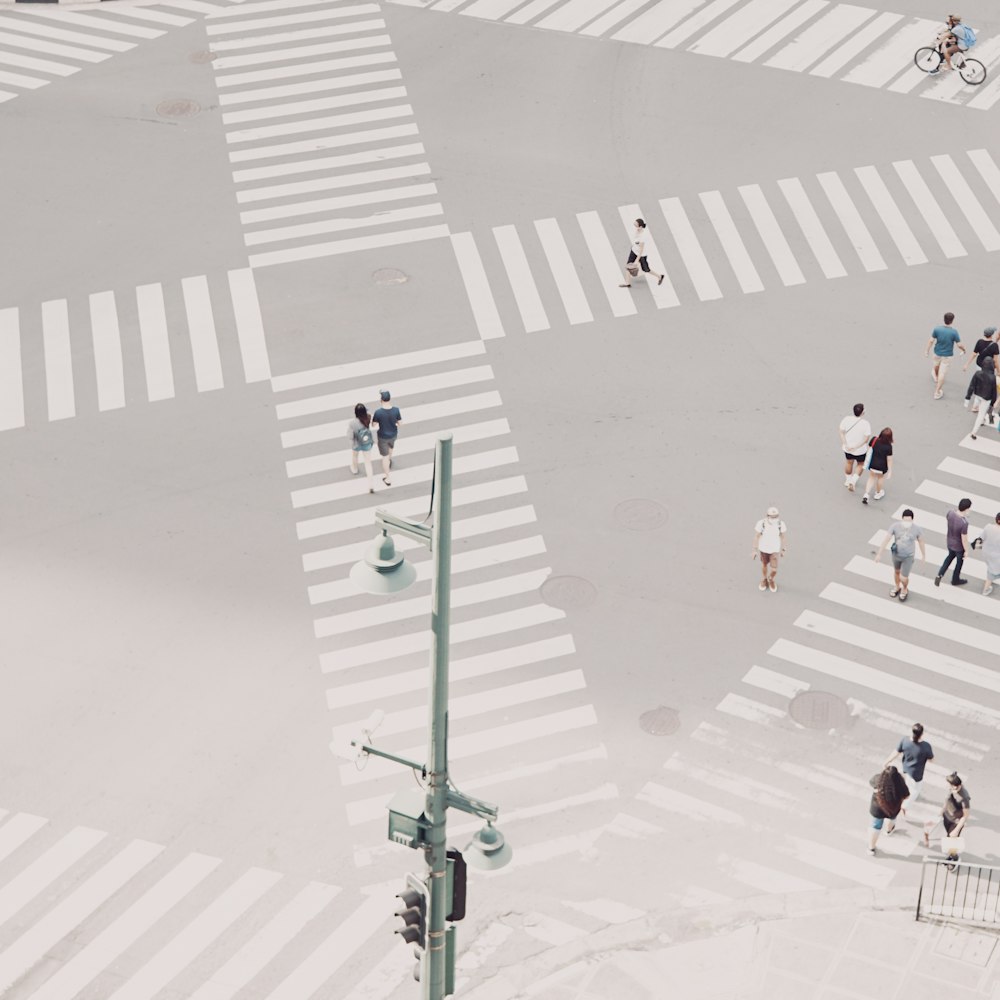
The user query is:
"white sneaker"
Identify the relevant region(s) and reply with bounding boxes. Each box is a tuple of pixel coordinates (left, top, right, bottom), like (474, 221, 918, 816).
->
(874, 490, 885, 501)
(964, 399, 970, 408)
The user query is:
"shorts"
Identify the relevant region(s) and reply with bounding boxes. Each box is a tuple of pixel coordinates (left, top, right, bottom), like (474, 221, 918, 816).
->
(933, 355, 952, 374)
(870, 816, 885, 830)
(377, 436, 396, 457)
(626, 251, 651, 272)
(891, 553, 914, 578)
(759, 551, 780, 566)
(845, 451, 867, 463)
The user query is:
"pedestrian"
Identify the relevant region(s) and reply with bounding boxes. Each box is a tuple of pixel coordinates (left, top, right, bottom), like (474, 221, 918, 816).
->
(839, 402, 871, 492)
(371, 389, 402, 486)
(924, 772, 971, 861)
(874, 508, 925, 601)
(968, 358, 998, 440)
(934, 498, 971, 587)
(924, 312, 966, 400)
(751, 506, 787, 593)
(619, 218, 665, 289)
(861, 427, 893, 505)
(971, 512, 1000, 597)
(961, 326, 998, 387)
(347, 402, 375, 493)
(883, 723, 934, 805)
(867, 764, 909, 856)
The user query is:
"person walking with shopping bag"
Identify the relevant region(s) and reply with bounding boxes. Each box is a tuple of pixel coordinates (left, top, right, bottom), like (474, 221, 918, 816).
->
(925, 773, 971, 864)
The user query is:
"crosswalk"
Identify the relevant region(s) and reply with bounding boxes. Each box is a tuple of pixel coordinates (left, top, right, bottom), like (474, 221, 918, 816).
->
(390, 0, 1000, 112)
(0, 268, 270, 432)
(0, 0, 244, 107)
(452, 147, 1000, 338)
(595, 430, 1000, 905)
(204, 0, 451, 268)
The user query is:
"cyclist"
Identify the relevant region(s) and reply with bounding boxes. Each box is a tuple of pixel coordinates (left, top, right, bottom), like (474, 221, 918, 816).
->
(931, 14, 976, 73)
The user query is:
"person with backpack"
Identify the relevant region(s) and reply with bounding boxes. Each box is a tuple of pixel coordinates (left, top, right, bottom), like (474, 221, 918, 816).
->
(933, 14, 977, 73)
(751, 506, 787, 593)
(347, 402, 375, 493)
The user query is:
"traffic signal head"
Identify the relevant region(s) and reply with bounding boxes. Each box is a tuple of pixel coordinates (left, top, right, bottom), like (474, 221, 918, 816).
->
(394, 887, 426, 948)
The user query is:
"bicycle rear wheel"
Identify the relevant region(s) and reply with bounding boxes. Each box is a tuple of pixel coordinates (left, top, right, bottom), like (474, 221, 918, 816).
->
(914, 47, 942, 72)
(959, 58, 986, 85)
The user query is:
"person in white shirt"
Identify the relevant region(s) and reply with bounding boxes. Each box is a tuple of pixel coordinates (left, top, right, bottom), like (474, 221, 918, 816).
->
(619, 218, 665, 288)
(752, 507, 787, 593)
(839, 403, 872, 492)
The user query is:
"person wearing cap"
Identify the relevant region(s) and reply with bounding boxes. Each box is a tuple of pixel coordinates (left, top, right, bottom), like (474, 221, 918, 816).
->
(968, 358, 998, 440)
(371, 390, 402, 487)
(874, 509, 925, 602)
(962, 326, 998, 378)
(752, 507, 787, 593)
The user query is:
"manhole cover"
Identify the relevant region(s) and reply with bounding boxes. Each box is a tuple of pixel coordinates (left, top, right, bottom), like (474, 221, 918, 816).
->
(373, 268, 409, 285)
(615, 499, 668, 531)
(788, 691, 850, 730)
(540, 575, 597, 609)
(640, 706, 681, 736)
(189, 51, 217, 64)
(156, 99, 201, 119)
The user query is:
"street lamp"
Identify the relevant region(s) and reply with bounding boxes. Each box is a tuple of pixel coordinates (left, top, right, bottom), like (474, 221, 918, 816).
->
(349, 433, 511, 1000)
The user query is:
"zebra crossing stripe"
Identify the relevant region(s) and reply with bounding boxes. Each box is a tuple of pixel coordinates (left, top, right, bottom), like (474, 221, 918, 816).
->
(618, 204, 679, 306)
(657, 0, 744, 51)
(782, 836, 895, 888)
(689, 0, 798, 58)
(611, 0, 700, 45)
(777, 177, 846, 279)
(731, 0, 826, 63)
(0, 15, 135, 53)
(136, 283, 176, 403)
(738, 184, 805, 285)
(580, 0, 647, 37)
(967, 149, 1000, 209)
(181, 275, 226, 393)
(89, 290, 126, 412)
(228, 268, 271, 383)
(576, 210, 637, 316)
(658, 197, 722, 300)
(720, 855, 823, 894)
(893, 159, 966, 258)
(815, 171, 886, 271)
(742, 663, 807, 698)
(765, 4, 876, 72)
(12, 7, 164, 40)
(494, 224, 550, 332)
(0, 813, 47, 864)
(535, 218, 593, 324)
(699, 190, 764, 293)
(930, 154, 1000, 251)
(842, 18, 932, 87)
(855, 165, 927, 265)
(0, 307, 25, 430)
(41, 299, 75, 421)
(0, 29, 111, 64)
(810, 11, 902, 79)
(536, 0, 623, 33)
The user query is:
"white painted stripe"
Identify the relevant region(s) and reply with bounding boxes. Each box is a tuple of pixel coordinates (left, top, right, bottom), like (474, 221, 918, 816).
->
(240, 181, 437, 225)
(0, 90, 14, 103)
(273, 339, 483, 392)
(0, 826, 107, 929)
(320, 603, 562, 673)
(738, 184, 805, 285)
(716, 692, 783, 725)
(9, 8, 162, 39)
(535, 0, 622, 31)
(663, 755, 796, 807)
(731, 0, 827, 62)
(778, 177, 846, 278)
(0, 840, 163, 995)
(699, 190, 764, 293)
(658, 196, 721, 299)
(264, 894, 393, 1000)
(0, 814, 47, 864)
(299, 475, 529, 542)
(611, 0, 702, 45)
(576, 210, 637, 317)
(580, 0, 648, 36)
(0, 16, 135, 52)
(330, 634, 573, 708)
(458, 0, 526, 19)
(107, 868, 282, 1000)
(29, 854, 221, 1000)
(848, 698, 987, 760)
(212, 35, 391, 72)
(216, 52, 397, 91)
(221, 69, 402, 109)
(893, 159, 966, 258)
(226, 97, 408, 144)
(809, 11, 901, 78)
(617, 205, 680, 306)
(0, 310, 23, 426)
(241, 160, 428, 202)
(249, 225, 449, 269)
(521, 913, 586, 946)
(534, 218, 592, 324)
(0, 49, 79, 76)
(505, 0, 564, 26)
(764, 4, 876, 71)
(688, 0, 798, 56)
(742, 664, 807, 699)
(207, 3, 379, 34)
(921, 36, 1000, 106)
(0, 30, 110, 63)
(939, 455, 1000, 490)
(181, 276, 224, 393)
(931, 154, 1000, 251)
(721, 856, 822, 894)
(493, 225, 549, 332)
(135, 283, 175, 402)
(249, 203, 444, 247)
(915, 478, 998, 514)
(89, 291, 125, 412)
(770, 637, 1000, 727)
(41, 299, 75, 421)
(143, 0, 217, 13)
(228, 268, 271, 383)
(637, 782, 744, 825)
(816, 171, 886, 271)
(966, 63, 1000, 111)
(222, 85, 406, 126)
(434, 0, 474, 11)
(960, 434, 1000, 459)
(783, 836, 894, 888)
(277, 363, 493, 420)
(210, 22, 384, 52)
(842, 17, 936, 87)
(0, 67, 46, 88)
(314, 568, 550, 638)
(657, 0, 743, 50)
(967, 149, 1000, 212)
(189, 883, 338, 1000)
(291, 444, 517, 507)
(796, 609, 1000, 695)
(854, 164, 926, 265)
(452, 231, 505, 340)
(101, 5, 191, 24)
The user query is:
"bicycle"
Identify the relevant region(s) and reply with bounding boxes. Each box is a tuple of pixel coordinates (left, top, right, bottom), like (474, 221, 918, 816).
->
(914, 43, 986, 85)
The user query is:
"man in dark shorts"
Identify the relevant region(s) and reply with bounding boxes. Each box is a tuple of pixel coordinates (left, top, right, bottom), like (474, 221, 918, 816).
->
(619, 218, 665, 288)
(371, 390, 402, 486)
(839, 402, 871, 492)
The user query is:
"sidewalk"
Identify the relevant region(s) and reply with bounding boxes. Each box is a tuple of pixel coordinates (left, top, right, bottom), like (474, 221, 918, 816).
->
(463, 887, 1000, 1000)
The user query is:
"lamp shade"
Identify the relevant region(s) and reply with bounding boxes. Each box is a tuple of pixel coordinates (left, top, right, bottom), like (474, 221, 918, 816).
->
(350, 532, 418, 595)
(464, 823, 512, 871)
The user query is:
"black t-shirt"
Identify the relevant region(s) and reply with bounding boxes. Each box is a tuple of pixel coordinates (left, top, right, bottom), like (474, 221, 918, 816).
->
(973, 338, 999, 366)
(870, 440, 893, 473)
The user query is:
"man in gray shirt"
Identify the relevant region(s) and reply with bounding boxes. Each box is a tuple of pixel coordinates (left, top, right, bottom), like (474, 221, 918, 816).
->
(875, 509, 925, 602)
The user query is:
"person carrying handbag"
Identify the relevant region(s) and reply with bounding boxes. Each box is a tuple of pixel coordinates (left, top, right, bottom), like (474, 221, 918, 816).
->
(924, 772, 971, 864)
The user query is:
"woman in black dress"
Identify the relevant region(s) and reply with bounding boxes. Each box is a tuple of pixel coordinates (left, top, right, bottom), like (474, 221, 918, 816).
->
(862, 427, 894, 506)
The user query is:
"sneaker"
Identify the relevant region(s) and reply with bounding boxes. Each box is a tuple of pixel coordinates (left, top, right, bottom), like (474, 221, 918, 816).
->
(873, 491, 884, 500)
(862, 494, 869, 504)
(759, 581, 767, 591)
(985, 585, 994, 597)
(768, 579, 777, 593)
(867, 847, 876, 856)
(934, 575, 942, 587)
(952, 578, 968, 586)
(934, 390, 944, 400)
(847, 483, 856, 492)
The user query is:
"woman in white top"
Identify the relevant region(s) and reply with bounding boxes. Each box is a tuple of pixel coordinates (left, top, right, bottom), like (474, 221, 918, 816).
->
(347, 402, 375, 493)
(973, 512, 1000, 596)
(619, 219, 665, 289)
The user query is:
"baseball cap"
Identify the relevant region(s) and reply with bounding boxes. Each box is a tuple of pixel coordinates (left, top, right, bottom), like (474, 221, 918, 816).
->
(985, 326, 998, 335)
(379, 390, 391, 402)
(766, 506, 779, 517)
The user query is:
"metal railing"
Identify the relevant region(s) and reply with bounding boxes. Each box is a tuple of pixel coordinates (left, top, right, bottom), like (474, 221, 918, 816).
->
(916, 857, 1000, 924)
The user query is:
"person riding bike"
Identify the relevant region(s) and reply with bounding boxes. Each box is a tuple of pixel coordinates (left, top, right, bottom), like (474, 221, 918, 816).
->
(932, 14, 976, 73)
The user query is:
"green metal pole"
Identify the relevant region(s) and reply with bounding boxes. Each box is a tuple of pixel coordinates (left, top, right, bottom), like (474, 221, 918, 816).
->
(424, 434, 452, 1000)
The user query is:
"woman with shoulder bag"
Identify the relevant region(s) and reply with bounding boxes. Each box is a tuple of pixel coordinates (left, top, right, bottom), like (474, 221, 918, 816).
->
(867, 764, 909, 856)
(347, 402, 375, 493)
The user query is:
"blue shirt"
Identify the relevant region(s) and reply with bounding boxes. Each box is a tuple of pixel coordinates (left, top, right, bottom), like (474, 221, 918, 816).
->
(373, 406, 401, 439)
(952, 23, 975, 48)
(896, 738, 933, 781)
(931, 326, 960, 357)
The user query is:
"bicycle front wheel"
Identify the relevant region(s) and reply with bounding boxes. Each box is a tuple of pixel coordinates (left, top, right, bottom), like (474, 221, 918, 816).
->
(914, 47, 942, 72)
(960, 58, 986, 85)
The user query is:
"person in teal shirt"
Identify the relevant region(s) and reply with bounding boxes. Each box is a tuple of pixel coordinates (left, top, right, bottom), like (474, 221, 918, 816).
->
(925, 312, 966, 399)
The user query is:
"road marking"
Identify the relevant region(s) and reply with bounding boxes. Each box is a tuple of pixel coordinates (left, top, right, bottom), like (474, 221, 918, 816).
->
(232, 124, 416, 174)
(699, 189, 764, 293)
(657, 0, 744, 50)
(0, 30, 111, 63)
(452, 232, 505, 340)
(967, 149, 1000, 210)
(506, 0, 564, 25)
(207, 2, 378, 33)
(688, 0, 799, 57)
(0, 814, 47, 864)
(0, 16, 135, 53)
(0, 49, 80, 77)
(720, 856, 822, 894)
(228, 268, 271, 382)
(783, 836, 895, 888)
(618, 204, 679, 306)
(247, 204, 444, 247)
(41, 299, 75, 421)
(222, 86, 408, 126)
(810, 11, 901, 79)
(764, 4, 876, 72)
(738, 183, 805, 285)
(637, 782, 744, 825)
(842, 17, 934, 87)
(0, 67, 47, 88)
(212, 34, 391, 73)
(742, 663, 808, 699)
(716, 692, 784, 725)
(225, 95, 407, 144)
(731, 0, 826, 63)
(11, 8, 163, 39)
(663, 754, 796, 807)
(534, 218, 593, 324)
(494, 224, 550, 332)
(216, 52, 398, 90)
(855, 164, 927, 265)
(576, 210, 637, 316)
(136, 282, 175, 402)
(537, 0, 623, 32)
(241, 181, 437, 224)
(659, 196, 722, 299)
(580, 0, 648, 36)
(778, 177, 846, 278)
(458, 0, 525, 19)
(89, 291, 126, 411)
(105, 4, 192, 25)
(816, 170, 887, 271)
(893, 159, 966, 258)
(931, 154, 1000, 251)
(221, 68, 403, 108)
(210, 22, 386, 53)
(181, 275, 225, 393)
(611, 0, 701, 45)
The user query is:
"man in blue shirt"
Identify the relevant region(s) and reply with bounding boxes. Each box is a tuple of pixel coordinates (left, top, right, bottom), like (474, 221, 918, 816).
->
(372, 390, 402, 486)
(934, 15, 976, 73)
(884, 723, 934, 804)
(924, 311, 966, 399)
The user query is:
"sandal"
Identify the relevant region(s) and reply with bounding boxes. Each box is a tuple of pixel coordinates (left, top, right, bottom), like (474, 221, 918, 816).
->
(889, 588, 901, 598)
(618, 283, 632, 288)
(382, 477, 391, 486)
(899, 590, 908, 602)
